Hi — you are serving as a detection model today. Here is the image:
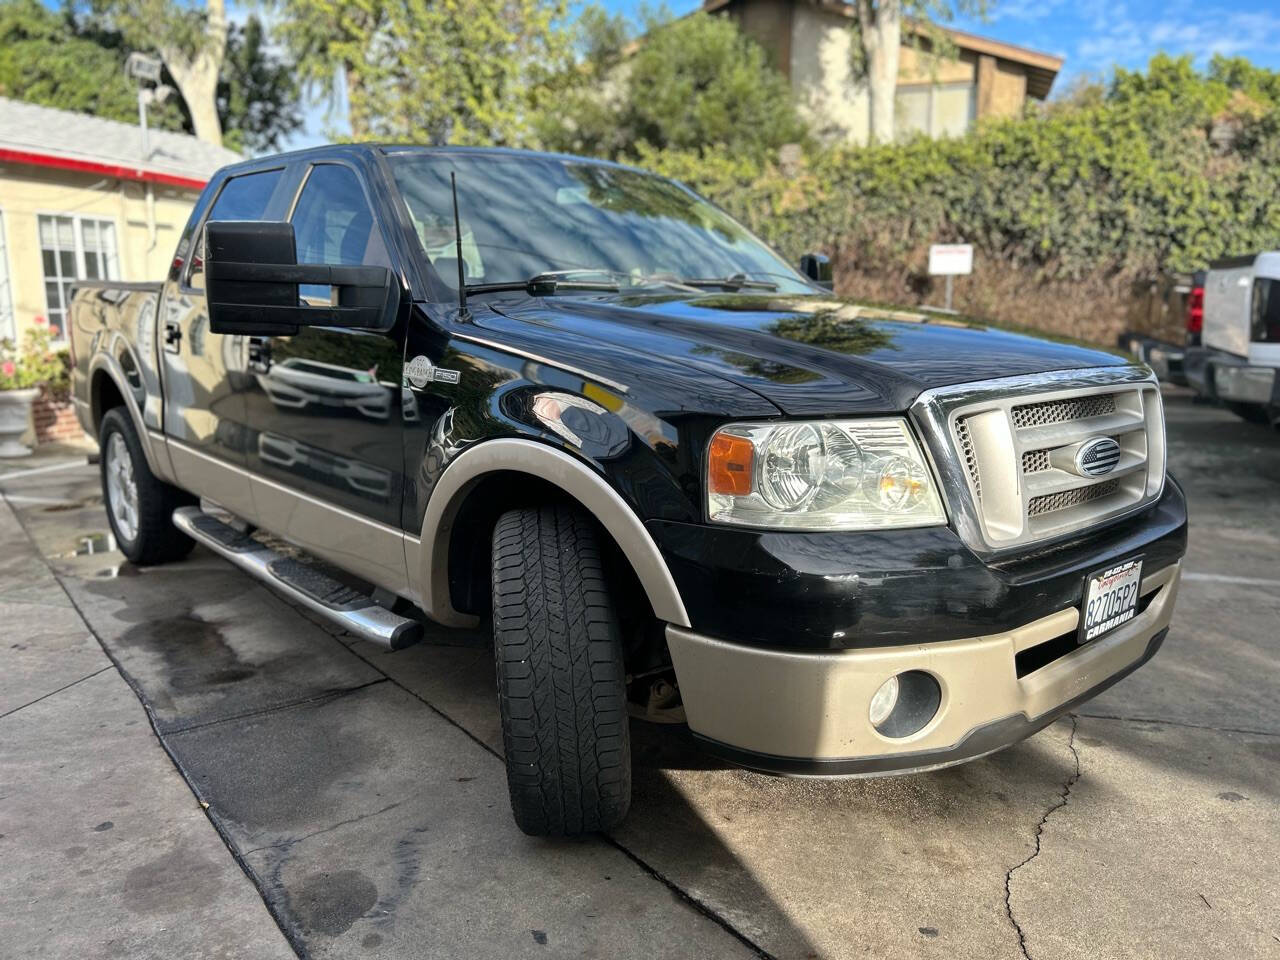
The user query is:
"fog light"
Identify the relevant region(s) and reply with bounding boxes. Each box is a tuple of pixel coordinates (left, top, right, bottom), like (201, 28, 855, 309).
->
(868, 675, 900, 727)
(871, 670, 942, 739)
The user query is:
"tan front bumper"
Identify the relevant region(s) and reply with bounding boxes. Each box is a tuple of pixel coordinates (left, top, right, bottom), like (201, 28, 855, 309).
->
(667, 562, 1181, 774)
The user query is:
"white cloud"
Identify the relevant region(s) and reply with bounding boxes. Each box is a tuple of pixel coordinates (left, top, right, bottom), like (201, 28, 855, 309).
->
(1071, 3, 1280, 73)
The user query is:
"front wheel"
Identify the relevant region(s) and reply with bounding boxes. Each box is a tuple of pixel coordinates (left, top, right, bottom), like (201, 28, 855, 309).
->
(99, 408, 195, 565)
(491, 505, 632, 837)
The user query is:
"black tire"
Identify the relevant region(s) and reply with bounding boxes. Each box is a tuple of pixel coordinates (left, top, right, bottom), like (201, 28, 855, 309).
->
(99, 408, 196, 565)
(491, 505, 631, 837)
(1225, 401, 1269, 424)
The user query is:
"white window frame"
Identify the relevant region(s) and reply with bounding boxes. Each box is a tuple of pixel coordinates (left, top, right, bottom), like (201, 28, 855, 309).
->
(0, 210, 14, 343)
(894, 81, 977, 139)
(36, 212, 121, 341)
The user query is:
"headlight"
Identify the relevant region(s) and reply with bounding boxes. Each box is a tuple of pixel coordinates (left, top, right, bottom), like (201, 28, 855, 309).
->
(706, 419, 947, 530)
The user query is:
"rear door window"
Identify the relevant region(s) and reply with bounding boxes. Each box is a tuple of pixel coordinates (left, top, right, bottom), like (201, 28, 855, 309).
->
(1251, 278, 1280, 343)
(290, 164, 389, 302)
(186, 168, 284, 289)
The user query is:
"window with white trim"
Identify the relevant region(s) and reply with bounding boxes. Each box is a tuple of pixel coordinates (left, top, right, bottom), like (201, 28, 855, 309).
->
(38, 214, 120, 339)
(894, 82, 976, 140)
(0, 211, 14, 342)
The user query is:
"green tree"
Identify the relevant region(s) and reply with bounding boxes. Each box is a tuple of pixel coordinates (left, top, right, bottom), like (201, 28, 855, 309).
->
(1, 0, 299, 154)
(0, 0, 185, 128)
(269, 0, 569, 145)
(216, 17, 303, 153)
(89, 0, 228, 145)
(536, 10, 806, 162)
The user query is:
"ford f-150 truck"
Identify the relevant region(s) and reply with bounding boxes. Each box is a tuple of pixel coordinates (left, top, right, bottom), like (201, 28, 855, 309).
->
(69, 144, 1187, 837)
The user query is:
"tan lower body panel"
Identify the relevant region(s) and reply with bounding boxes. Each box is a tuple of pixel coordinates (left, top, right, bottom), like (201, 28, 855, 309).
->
(667, 562, 1181, 764)
(164, 438, 410, 598)
(248, 474, 412, 598)
(166, 439, 258, 520)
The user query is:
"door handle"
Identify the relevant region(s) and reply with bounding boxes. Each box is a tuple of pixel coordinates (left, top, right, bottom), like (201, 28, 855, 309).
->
(163, 320, 181, 353)
(247, 337, 272, 373)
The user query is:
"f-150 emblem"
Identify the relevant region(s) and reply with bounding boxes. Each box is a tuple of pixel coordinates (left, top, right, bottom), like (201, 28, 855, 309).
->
(1075, 436, 1121, 477)
(405, 355, 460, 389)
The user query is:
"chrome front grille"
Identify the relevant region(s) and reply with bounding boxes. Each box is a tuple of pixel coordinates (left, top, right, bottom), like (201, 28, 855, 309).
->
(1021, 448, 1051, 473)
(911, 366, 1166, 555)
(954, 416, 982, 501)
(1027, 479, 1119, 517)
(1011, 394, 1116, 428)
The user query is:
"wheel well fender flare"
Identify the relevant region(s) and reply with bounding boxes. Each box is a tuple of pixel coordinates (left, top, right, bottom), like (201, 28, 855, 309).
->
(88, 355, 163, 477)
(416, 438, 691, 630)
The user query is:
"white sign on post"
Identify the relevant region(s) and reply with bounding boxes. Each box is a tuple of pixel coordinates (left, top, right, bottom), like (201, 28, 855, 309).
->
(928, 244, 973, 276)
(928, 243, 973, 311)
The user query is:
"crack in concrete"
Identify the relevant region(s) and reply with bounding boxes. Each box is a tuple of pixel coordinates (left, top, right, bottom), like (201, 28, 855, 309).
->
(0, 665, 113, 720)
(163, 678, 390, 736)
(1004, 715, 1081, 960)
(1075, 711, 1279, 738)
(241, 802, 404, 856)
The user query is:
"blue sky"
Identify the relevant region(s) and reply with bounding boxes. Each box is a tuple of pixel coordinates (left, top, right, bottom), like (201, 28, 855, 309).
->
(270, 0, 1280, 149)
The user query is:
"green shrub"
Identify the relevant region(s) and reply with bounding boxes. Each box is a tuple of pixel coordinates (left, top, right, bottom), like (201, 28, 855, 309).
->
(652, 54, 1280, 289)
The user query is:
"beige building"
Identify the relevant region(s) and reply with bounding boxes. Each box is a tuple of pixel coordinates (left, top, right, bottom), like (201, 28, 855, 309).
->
(0, 98, 241, 346)
(704, 0, 1063, 143)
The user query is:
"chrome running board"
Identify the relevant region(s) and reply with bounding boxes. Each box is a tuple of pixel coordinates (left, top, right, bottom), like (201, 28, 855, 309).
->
(172, 506, 422, 650)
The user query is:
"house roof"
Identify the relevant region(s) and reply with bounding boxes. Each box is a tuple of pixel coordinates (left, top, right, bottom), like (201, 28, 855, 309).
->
(702, 0, 1064, 99)
(0, 97, 243, 190)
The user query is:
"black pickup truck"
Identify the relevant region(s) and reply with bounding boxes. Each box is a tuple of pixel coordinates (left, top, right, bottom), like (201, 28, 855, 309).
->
(69, 144, 1186, 837)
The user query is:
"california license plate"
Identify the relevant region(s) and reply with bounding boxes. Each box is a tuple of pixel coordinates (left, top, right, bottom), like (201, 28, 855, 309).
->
(1080, 557, 1144, 644)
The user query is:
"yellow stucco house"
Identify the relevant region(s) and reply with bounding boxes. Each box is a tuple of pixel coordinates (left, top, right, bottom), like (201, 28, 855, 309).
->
(0, 97, 242, 346)
(705, 0, 1064, 143)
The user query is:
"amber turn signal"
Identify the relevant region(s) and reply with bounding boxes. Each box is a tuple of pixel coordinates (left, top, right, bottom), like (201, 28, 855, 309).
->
(708, 433, 754, 496)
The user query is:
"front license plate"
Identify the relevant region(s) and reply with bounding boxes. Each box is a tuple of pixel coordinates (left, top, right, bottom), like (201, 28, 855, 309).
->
(1080, 557, 1144, 644)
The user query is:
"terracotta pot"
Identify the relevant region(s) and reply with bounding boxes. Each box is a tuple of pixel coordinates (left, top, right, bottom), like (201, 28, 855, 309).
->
(0, 387, 40, 458)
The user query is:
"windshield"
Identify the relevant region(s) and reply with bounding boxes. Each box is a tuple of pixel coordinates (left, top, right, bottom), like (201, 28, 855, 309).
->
(388, 151, 813, 294)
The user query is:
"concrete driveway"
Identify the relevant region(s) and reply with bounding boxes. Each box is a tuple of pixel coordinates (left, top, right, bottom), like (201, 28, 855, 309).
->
(2, 389, 1277, 959)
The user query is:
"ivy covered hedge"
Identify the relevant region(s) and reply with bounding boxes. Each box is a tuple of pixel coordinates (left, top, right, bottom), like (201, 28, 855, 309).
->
(641, 55, 1280, 343)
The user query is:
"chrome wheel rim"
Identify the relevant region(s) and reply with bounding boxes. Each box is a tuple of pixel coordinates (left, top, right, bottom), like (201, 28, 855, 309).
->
(105, 432, 139, 543)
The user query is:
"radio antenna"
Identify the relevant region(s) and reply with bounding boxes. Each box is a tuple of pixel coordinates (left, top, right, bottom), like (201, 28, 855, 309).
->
(450, 171, 469, 320)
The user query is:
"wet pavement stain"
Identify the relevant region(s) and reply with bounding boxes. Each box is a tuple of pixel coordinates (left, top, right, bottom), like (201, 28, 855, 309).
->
(117, 612, 262, 692)
(123, 846, 225, 915)
(288, 869, 378, 937)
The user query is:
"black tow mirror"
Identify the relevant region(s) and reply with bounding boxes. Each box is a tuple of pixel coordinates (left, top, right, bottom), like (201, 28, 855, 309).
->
(799, 252, 834, 290)
(205, 221, 395, 336)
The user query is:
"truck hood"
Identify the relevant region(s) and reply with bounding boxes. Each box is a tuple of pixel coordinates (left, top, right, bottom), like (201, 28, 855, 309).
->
(482, 292, 1127, 415)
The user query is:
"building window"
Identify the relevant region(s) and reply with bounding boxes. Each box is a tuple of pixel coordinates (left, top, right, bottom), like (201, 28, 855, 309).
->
(0, 212, 14, 342)
(895, 82, 976, 140)
(38, 214, 120, 339)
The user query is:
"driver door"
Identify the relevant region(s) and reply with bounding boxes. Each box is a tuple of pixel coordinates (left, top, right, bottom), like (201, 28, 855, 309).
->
(239, 161, 411, 596)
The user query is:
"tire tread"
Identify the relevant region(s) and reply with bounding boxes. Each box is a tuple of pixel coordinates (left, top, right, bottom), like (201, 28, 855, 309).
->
(99, 408, 195, 565)
(492, 505, 631, 836)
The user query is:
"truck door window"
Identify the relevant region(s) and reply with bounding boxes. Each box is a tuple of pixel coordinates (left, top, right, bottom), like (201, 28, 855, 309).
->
(186, 168, 284, 289)
(290, 164, 386, 304)
(1251, 278, 1280, 343)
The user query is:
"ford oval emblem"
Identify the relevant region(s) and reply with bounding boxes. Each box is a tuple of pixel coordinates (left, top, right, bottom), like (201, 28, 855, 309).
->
(1076, 437, 1121, 477)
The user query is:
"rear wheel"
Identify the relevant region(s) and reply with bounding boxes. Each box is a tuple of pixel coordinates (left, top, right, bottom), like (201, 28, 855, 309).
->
(491, 505, 631, 837)
(99, 408, 195, 565)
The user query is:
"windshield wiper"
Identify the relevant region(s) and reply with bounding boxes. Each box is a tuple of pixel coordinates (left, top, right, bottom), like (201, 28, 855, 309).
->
(464, 269, 622, 296)
(679, 273, 778, 291)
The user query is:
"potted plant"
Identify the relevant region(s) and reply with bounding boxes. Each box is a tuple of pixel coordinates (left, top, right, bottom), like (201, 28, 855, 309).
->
(0, 317, 68, 458)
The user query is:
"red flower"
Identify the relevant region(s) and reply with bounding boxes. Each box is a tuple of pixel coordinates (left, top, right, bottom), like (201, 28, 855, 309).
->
(49, 325, 60, 338)
(33, 315, 45, 325)
(1, 361, 14, 378)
